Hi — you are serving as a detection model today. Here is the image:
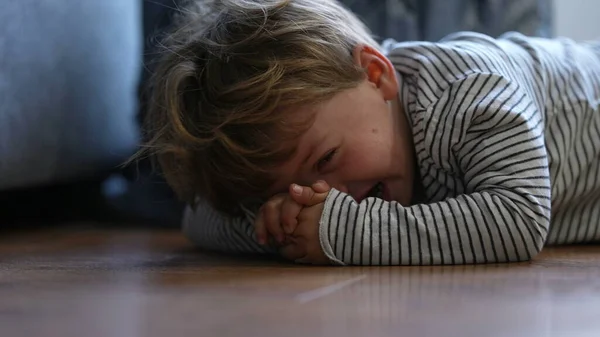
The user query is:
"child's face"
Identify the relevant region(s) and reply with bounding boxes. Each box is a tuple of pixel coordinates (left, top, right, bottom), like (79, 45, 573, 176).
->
(270, 76, 416, 206)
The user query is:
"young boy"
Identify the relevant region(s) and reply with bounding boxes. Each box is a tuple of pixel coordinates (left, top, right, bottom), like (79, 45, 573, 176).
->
(140, 0, 600, 265)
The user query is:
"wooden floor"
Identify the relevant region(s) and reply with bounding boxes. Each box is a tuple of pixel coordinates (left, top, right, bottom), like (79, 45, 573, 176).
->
(1, 226, 600, 337)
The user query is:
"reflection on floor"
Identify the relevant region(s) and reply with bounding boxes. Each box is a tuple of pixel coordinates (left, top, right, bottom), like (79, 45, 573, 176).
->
(1, 226, 599, 337)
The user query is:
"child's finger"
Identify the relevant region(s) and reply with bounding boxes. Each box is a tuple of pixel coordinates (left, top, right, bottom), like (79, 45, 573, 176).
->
(254, 207, 268, 245)
(280, 196, 301, 234)
(311, 180, 331, 193)
(263, 198, 285, 244)
(289, 183, 328, 206)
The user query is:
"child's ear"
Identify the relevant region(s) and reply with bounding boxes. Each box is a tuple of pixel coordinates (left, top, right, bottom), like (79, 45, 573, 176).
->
(352, 44, 399, 100)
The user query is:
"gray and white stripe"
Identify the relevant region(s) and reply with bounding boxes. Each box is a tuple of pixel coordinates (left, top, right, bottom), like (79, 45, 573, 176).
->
(182, 32, 600, 265)
(317, 32, 599, 265)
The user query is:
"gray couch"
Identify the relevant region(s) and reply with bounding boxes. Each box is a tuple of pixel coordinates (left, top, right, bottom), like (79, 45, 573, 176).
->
(0, 0, 553, 226)
(0, 0, 141, 192)
(341, 0, 553, 42)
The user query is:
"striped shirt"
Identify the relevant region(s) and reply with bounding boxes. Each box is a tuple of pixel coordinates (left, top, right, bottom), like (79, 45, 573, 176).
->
(182, 32, 600, 265)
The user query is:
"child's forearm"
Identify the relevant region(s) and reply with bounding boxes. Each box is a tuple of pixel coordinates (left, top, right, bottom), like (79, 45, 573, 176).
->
(182, 200, 277, 255)
(319, 186, 550, 266)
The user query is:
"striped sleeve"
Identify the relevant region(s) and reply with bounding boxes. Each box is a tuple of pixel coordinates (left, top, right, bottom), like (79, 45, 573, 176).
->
(182, 200, 276, 255)
(318, 73, 552, 266)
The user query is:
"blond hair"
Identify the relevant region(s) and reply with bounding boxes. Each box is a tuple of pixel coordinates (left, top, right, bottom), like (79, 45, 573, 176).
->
(137, 0, 379, 215)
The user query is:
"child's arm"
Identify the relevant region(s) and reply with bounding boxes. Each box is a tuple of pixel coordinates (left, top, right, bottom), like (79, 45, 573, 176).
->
(182, 199, 277, 255)
(316, 73, 551, 266)
(182, 181, 328, 256)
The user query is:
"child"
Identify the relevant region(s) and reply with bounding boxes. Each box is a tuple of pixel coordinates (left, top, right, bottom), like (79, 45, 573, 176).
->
(139, 0, 600, 265)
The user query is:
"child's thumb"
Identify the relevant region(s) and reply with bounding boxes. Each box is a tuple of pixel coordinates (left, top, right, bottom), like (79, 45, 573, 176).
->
(289, 184, 328, 206)
(311, 180, 331, 193)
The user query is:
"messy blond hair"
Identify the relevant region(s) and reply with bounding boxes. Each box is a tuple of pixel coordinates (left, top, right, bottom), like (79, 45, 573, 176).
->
(138, 0, 379, 215)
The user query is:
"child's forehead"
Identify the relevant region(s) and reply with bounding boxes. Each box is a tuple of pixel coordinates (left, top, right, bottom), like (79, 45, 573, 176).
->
(277, 103, 319, 135)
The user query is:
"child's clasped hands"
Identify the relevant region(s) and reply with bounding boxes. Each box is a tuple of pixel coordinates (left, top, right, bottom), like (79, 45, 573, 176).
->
(254, 180, 332, 265)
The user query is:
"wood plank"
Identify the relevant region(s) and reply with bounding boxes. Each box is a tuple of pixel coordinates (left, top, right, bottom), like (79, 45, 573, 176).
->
(1, 227, 599, 337)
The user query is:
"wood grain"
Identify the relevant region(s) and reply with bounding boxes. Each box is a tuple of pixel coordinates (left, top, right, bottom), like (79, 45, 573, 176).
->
(1, 226, 599, 337)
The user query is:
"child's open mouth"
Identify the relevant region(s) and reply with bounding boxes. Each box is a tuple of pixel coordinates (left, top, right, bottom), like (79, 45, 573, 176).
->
(367, 182, 384, 199)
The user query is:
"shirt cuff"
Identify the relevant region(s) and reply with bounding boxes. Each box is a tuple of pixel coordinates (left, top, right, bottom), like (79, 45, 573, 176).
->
(318, 188, 347, 266)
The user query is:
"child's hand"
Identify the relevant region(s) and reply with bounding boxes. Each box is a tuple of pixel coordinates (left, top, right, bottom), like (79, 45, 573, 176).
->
(254, 192, 300, 246)
(279, 182, 331, 265)
(254, 181, 330, 246)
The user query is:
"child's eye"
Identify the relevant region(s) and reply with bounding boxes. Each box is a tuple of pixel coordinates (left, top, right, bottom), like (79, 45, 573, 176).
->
(316, 148, 337, 171)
